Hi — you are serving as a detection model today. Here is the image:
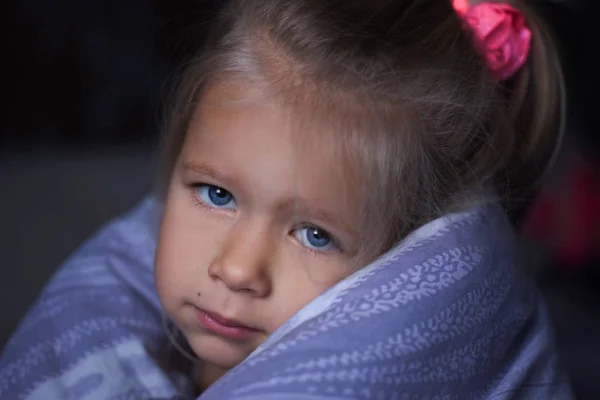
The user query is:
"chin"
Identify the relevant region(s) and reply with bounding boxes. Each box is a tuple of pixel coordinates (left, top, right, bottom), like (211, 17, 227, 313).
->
(186, 331, 253, 369)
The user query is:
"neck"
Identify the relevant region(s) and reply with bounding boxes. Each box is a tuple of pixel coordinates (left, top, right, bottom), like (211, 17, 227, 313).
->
(195, 361, 229, 394)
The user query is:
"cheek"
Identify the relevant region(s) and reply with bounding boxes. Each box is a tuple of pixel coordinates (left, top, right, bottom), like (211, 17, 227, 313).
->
(154, 214, 191, 312)
(267, 254, 354, 330)
(154, 195, 221, 308)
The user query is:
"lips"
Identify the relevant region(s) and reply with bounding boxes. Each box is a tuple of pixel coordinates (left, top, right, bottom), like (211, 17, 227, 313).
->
(195, 308, 260, 341)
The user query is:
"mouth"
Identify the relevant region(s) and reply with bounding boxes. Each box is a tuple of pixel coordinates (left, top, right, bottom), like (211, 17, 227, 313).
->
(194, 307, 261, 341)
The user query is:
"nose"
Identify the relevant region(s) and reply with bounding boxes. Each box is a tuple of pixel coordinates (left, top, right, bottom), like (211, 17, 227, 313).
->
(208, 220, 273, 297)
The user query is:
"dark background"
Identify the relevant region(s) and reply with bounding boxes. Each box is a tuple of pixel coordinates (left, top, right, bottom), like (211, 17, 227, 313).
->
(0, 0, 598, 398)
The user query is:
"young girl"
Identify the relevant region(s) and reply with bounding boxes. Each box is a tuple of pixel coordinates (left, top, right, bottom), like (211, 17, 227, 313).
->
(1, 0, 572, 398)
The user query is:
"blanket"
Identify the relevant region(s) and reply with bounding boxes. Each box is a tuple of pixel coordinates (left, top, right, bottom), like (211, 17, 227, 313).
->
(0, 197, 572, 399)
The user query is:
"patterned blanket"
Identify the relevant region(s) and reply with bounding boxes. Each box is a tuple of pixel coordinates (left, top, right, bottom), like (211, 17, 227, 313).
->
(0, 197, 572, 399)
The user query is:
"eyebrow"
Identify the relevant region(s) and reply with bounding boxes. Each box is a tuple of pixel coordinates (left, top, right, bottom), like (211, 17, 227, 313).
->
(184, 162, 222, 179)
(278, 199, 356, 238)
(182, 162, 245, 192)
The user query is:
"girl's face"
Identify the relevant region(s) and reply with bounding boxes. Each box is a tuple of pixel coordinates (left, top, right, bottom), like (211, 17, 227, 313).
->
(155, 83, 362, 372)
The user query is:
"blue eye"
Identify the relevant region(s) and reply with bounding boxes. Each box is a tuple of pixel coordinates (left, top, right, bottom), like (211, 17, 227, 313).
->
(196, 185, 236, 210)
(294, 226, 334, 251)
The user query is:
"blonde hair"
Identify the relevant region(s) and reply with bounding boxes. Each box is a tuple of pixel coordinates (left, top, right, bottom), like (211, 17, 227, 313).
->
(159, 0, 565, 260)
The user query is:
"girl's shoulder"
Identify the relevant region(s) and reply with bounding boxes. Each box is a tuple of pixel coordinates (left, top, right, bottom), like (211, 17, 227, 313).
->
(0, 197, 191, 400)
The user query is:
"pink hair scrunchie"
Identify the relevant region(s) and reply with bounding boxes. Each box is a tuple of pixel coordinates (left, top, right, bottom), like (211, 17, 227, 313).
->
(452, 0, 532, 80)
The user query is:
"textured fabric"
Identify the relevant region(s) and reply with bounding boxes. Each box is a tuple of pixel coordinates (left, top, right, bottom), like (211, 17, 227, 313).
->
(0, 198, 192, 400)
(0, 197, 572, 399)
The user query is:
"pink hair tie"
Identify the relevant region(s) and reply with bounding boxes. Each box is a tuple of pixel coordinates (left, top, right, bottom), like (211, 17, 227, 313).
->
(452, 0, 532, 80)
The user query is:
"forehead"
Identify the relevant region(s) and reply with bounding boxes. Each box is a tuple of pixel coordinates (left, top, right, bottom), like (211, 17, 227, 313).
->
(181, 82, 359, 222)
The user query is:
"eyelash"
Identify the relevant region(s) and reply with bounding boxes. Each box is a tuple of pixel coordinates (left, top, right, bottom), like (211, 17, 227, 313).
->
(188, 185, 218, 214)
(188, 183, 235, 213)
(294, 226, 343, 256)
(187, 183, 343, 255)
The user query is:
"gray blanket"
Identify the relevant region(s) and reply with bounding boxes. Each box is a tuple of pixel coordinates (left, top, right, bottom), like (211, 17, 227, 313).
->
(0, 197, 572, 399)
